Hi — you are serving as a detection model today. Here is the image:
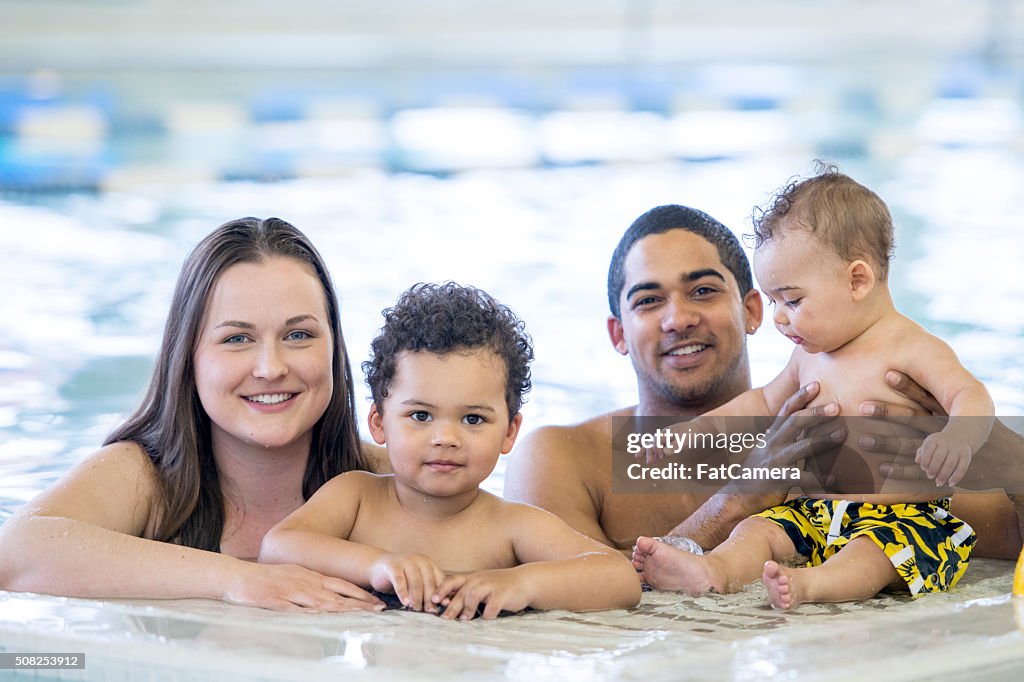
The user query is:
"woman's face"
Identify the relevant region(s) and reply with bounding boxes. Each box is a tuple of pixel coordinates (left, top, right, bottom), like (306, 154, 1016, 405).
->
(193, 256, 334, 457)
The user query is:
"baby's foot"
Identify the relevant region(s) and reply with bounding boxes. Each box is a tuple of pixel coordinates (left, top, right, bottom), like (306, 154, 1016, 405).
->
(632, 536, 724, 595)
(762, 560, 804, 610)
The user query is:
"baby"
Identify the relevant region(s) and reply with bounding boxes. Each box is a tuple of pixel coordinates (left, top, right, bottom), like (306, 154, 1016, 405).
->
(633, 164, 993, 609)
(260, 282, 640, 619)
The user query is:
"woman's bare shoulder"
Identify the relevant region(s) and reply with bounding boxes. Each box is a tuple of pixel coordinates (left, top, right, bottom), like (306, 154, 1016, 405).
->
(18, 440, 163, 537)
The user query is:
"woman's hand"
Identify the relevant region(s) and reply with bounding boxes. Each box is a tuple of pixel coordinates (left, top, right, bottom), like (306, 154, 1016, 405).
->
(225, 561, 384, 613)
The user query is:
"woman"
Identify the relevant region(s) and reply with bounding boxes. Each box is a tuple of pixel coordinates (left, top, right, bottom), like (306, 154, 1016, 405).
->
(0, 217, 385, 612)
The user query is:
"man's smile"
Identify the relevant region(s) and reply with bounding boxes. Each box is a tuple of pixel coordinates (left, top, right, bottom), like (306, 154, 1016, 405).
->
(666, 343, 708, 357)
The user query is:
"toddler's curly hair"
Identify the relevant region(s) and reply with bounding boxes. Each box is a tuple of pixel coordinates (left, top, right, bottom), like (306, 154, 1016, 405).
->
(363, 282, 533, 420)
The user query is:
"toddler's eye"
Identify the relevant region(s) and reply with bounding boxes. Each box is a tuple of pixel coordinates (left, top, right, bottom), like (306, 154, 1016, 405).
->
(785, 298, 803, 309)
(464, 414, 485, 425)
(411, 411, 431, 422)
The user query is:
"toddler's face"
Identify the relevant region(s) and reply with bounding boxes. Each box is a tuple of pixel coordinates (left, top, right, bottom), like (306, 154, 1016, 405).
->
(368, 348, 521, 500)
(753, 231, 857, 354)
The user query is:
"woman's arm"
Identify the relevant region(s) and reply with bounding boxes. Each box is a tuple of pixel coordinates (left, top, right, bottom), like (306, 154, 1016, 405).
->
(0, 443, 381, 611)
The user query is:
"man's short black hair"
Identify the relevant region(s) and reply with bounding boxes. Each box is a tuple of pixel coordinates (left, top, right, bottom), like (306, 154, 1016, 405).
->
(607, 205, 754, 318)
(363, 282, 533, 420)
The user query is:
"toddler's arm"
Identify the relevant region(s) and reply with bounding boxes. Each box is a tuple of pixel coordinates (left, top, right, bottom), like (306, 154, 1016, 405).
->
(258, 472, 445, 612)
(432, 505, 640, 620)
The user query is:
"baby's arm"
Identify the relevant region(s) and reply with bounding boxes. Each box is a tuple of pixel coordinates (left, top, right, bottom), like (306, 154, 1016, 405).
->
(901, 336, 995, 487)
(432, 505, 640, 620)
(258, 472, 445, 611)
(715, 351, 803, 417)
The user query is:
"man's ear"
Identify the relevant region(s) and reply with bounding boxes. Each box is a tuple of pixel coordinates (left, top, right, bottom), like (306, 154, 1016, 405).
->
(742, 289, 764, 334)
(501, 412, 524, 454)
(848, 260, 876, 301)
(367, 403, 387, 445)
(607, 316, 628, 355)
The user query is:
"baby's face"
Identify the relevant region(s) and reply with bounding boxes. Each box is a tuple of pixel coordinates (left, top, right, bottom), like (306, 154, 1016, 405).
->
(368, 348, 521, 501)
(753, 231, 857, 354)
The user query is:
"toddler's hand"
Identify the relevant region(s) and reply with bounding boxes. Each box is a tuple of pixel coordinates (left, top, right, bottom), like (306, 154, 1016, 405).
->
(369, 553, 446, 613)
(916, 432, 972, 487)
(432, 569, 528, 620)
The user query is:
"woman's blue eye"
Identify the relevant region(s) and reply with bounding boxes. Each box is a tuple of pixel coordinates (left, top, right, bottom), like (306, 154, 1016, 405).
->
(286, 330, 312, 341)
(224, 334, 249, 344)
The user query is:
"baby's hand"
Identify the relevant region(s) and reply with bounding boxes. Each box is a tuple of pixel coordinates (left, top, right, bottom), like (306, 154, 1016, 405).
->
(916, 432, 972, 487)
(368, 553, 446, 613)
(431, 569, 528, 620)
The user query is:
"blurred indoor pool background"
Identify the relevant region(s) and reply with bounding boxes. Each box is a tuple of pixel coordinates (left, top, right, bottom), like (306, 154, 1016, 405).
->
(1, 0, 1023, 522)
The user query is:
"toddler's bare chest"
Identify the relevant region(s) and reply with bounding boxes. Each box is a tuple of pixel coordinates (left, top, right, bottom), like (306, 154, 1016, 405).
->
(350, 510, 517, 573)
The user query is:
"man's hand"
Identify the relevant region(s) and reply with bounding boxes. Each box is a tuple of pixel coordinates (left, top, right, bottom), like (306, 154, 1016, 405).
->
(669, 382, 845, 549)
(858, 371, 950, 490)
(737, 382, 845, 494)
(878, 370, 946, 415)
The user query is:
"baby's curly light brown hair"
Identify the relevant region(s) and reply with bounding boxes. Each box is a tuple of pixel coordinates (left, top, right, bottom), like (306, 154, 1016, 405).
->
(751, 161, 894, 279)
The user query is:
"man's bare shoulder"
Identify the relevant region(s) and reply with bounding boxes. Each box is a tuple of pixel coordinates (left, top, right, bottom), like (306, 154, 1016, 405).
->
(360, 441, 391, 474)
(479, 489, 572, 528)
(514, 406, 635, 462)
(503, 406, 634, 514)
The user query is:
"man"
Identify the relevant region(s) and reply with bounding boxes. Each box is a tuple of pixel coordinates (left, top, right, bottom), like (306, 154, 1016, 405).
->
(504, 205, 1023, 558)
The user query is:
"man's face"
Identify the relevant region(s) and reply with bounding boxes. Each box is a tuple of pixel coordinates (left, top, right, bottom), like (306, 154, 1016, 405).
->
(608, 229, 761, 413)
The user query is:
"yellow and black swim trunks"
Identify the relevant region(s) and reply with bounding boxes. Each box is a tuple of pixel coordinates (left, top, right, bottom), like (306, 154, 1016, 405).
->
(755, 497, 975, 596)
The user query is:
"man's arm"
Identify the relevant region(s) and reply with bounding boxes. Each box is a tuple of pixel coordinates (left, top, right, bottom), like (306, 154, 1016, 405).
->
(503, 424, 618, 548)
(670, 382, 845, 549)
(670, 492, 779, 549)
